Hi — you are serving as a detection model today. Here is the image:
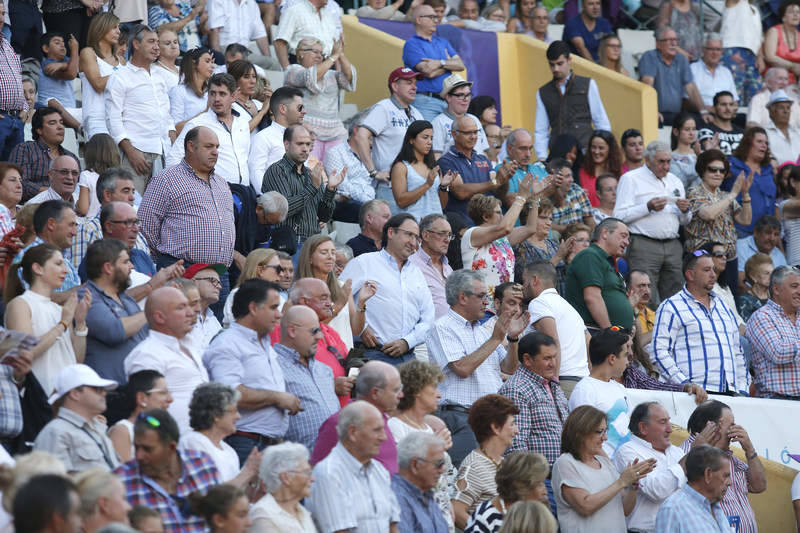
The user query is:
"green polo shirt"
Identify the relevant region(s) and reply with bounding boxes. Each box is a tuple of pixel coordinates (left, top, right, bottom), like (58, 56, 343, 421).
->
(565, 243, 633, 330)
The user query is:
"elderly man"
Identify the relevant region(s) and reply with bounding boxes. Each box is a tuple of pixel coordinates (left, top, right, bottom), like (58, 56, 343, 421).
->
(627, 269, 655, 346)
(696, 91, 745, 156)
(653, 251, 748, 394)
(562, 0, 612, 60)
(427, 269, 526, 466)
(621, 128, 645, 173)
(124, 287, 208, 434)
(638, 27, 706, 125)
(439, 115, 514, 220)
(534, 40, 611, 160)
(28, 155, 80, 206)
(249, 87, 305, 189)
(655, 445, 732, 533)
(522, 261, 589, 397)
(764, 89, 800, 164)
(677, 401, 766, 533)
(354, 68, 424, 186)
(747, 67, 800, 128)
(737, 215, 787, 290)
(204, 279, 297, 462)
(346, 199, 392, 257)
(547, 157, 595, 233)
(746, 265, 800, 399)
(308, 401, 401, 533)
(392, 433, 449, 533)
(34, 364, 119, 473)
(167, 74, 250, 187)
(312, 361, 405, 474)
(690, 34, 738, 110)
(502, 129, 549, 207)
(340, 213, 435, 365)
(565, 217, 634, 331)
(105, 25, 175, 193)
(274, 305, 340, 452)
(261, 125, 344, 252)
(116, 409, 220, 533)
(410, 213, 454, 318)
(614, 141, 691, 306)
(402, 4, 465, 120)
(208, 0, 280, 71)
(8, 107, 76, 201)
(273, 0, 340, 70)
(431, 74, 488, 158)
(324, 110, 376, 209)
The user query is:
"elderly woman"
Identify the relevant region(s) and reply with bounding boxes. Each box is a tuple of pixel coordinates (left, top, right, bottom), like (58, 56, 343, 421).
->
(284, 37, 356, 160)
(152, 28, 180, 91)
(552, 405, 656, 533)
(249, 442, 317, 532)
(223, 248, 284, 327)
(512, 197, 572, 283)
(452, 394, 520, 530)
(497, 501, 557, 533)
(74, 468, 132, 533)
(725, 127, 776, 237)
(179, 383, 261, 488)
(739, 252, 773, 321)
(189, 484, 251, 533)
(686, 149, 752, 290)
(465, 452, 550, 533)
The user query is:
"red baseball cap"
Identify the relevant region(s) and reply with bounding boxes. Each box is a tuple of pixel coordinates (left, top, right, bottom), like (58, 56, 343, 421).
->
(388, 67, 424, 85)
(184, 263, 227, 279)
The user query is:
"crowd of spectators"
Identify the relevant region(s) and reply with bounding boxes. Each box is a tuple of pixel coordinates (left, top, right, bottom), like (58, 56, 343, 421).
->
(1, 0, 800, 532)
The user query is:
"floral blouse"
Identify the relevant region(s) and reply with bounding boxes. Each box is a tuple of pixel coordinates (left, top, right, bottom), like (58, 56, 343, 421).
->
(513, 237, 559, 282)
(686, 183, 741, 260)
(461, 227, 514, 312)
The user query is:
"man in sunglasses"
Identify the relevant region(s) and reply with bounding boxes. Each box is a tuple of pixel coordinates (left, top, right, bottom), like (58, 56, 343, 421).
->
(183, 263, 226, 353)
(431, 74, 488, 159)
(28, 154, 81, 208)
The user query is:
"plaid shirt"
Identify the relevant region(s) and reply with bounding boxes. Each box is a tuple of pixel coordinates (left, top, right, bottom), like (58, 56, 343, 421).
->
(551, 183, 592, 227)
(0, 34, 26, 113)
(0, 365, 23, 439)
(139, 160, 235, 265)
(14, 237, 81, 292)
(71, 215, 150, 268)
(623, 364, 685, 392)
(745, 299, 800, 397)
(115, 449, 220, 533)
(499, 365, 568, 466)
(8, 140, 77, 202)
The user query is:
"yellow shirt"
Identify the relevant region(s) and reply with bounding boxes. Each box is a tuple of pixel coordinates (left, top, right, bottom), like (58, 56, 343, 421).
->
(637, 306, 656, 334)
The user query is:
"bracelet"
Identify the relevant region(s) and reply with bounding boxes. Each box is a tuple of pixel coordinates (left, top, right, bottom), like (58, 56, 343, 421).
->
(357, 305, 367, 313)
(746, 451, 758, 460)
(368, 169, 378, 178)
(73, 328, 89, 337)
(9, 373, 22, 386)
(58, 320, 69, 332)
(506, 335, 519, 343)
(439, 185, 449, 192)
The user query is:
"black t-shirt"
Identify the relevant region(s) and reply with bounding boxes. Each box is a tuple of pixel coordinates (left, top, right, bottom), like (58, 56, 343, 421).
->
(346, 233, 379, 257)
(698, 122, 744, 156)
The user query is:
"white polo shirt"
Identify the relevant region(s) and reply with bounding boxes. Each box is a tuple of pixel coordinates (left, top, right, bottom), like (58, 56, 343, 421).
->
(360, 97, 423, 172)
(207, 0, 267, 48)
(526, 288, 590, 378)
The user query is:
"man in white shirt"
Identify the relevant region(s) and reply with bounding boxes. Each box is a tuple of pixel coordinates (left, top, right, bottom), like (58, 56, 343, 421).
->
(207, 0, 281, 71)
(167, 74, 251, 187)
(183, 263, 224, 354)
(431, 73, 488, 158)
(522, 260, 589, 398)
(124, 287, 209, 435)
(764, 89, 800, 165)
(28, 155, 80, 207)
(614, 401, 695, 533)
(248, 86, 305, 190)
(746, 67, 800, 128)
(105, 25, 175, 194)
(614, 140, 691, 307)
(426, 268, 527, 466)
(569, 327, 632, 457)
(274, 0, 341, 69)
(689, 33, 737, 110)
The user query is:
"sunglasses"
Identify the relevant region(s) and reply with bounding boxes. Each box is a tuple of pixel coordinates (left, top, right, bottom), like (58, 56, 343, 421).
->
(261, 264, 285, 274)
(138, 413, 161, 427)
(692, 250, 710, 257)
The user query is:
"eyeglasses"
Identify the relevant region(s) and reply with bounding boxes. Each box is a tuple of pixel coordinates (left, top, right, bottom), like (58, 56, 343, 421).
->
(291, 323, 322, 335)
(138, 413, 161, 427)
(425, 229, 455, 241)
(145, 388, 169, 395)
(109, 218, 140, 227)
(52, 168, 80, 177)
(594, 427, 608, 436)
(465, 291, 490, 300)
(194, 277, 222, 287)
(711, 251, 726, 258)
(706, 166, 726, 174)
(415, 457, 447, 469)
(450, 92, 472, 99)
(288, 468, 313, 476)
(418, 14, 438, 18)
(298, 48, 323, 55)
(395, 228, 422, 243)
(261, 264, 285, 274)
(704, 46, 723, 52)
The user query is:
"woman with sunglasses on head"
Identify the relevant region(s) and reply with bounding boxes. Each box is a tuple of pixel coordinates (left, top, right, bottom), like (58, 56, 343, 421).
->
(223, 249, 285, 328)
(685, 149, 752, 294)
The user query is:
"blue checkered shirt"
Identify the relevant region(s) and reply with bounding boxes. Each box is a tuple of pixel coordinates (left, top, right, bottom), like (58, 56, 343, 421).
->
(0, 365, 23, 439)
(655, 484, 731, 533)
(745, 299, 800, 397)
(14, 237, 80, 292)
(70, 215, 150, 268)
(274, 343, 340, 451)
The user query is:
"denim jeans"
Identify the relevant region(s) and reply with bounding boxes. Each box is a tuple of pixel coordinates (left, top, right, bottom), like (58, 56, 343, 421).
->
(412, 93, 447, 122)
(0, 114, 24, 161)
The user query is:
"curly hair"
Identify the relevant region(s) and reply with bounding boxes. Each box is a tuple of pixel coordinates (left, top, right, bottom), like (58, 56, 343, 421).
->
(188, 383, 240, 431)
(396, 360, 443, 412)
(582, 130, 622, 178)
(520, 197, 553, 225)
(496, 452, 550, 504)
(468, 394, 519, 445)
(467, 194, 501, 226)
(733, 127, 771, 167)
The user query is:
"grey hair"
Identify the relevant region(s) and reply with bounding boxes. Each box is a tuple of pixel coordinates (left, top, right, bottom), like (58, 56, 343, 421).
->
(354, 362, 390, 398)
(654, 25, 675, 41)
(188, 383, 241, 431)
(768, 265, 800, 298)
(297, 37, 323, 52)
(705, 32, 722, 43)
(350, 108, 373, 137)
(420, 213, 447, 233)
(592, 216, 624, 242)
(128, 24, 154, 60)
(288, 279, 314, 304)
(258, 442, 309, 494)
(644, 140, 670, 160)
(21, 76, 37, 91)
(685, 444, 727, 482)
(358, 198, 390, 229)
(336, 400, 372, 441)
(256, 191, 288, 221)
(397, 433, 444, 469)
(445, 269, 484, 306)
(74, 468, 121, 518)
(335, 243, 353, 261)
(765, 67, 788, 83)
(505, 129, 530, 149)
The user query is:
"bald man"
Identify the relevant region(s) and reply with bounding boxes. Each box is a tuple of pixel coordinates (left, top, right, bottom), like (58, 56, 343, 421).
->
(124, 286, 209, 434)
(274, 305, 339, 450)
(270, 278, 357, 405)
(28, 155, 81, 207)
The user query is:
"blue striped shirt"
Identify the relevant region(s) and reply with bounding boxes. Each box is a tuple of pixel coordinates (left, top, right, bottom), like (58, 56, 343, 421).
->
(655, 484, 731, 533)
(652, 287, 748, 393)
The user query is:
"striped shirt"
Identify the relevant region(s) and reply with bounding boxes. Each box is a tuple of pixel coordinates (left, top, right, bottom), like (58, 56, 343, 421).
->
(426, 308, 506, 408)
(745, 299, 800, 398)
(0, 34, 26, 113)
(71, 214, 150, 268)
(261, 154, 337, 239)
(453, 450, 498, 516)
(655, 484, 730, 533)
(652, 287, 748, 393)
(138, 160, 235, 265)
(680, 434, 755, 533)
(464, 498, 504, 533)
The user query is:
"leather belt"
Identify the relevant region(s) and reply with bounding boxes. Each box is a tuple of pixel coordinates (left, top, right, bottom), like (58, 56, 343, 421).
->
(232, 430, 282, 446)
(0, 110, 22, 118)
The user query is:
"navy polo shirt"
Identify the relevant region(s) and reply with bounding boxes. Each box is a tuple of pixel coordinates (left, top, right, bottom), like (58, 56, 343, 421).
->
(437, 146, 493, 222)
(402, 34, 457, 94)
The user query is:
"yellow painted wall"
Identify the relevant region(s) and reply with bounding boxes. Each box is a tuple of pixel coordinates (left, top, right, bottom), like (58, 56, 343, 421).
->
(670, 427, 797, 532)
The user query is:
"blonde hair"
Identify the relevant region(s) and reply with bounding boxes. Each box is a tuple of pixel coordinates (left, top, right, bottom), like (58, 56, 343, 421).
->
(0, 451, 67, 512)
(74, 468, 122, 518)
(496, 452, 550, 503)
(744, 252, 773, 285)
(235, 248, 279, 288)
(87, 12, 120, 58)
(497, 501, 557, 533)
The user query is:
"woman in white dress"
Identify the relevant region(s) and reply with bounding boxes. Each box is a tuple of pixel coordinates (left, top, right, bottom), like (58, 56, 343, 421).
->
(152, 28, 181, 91)
(79, 12, 124, 138)
(4, 243, 90, 396)
(169, 46, 215, 132)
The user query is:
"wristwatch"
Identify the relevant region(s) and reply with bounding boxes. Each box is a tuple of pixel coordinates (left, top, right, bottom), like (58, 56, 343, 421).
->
(368, 169, 378, 178)
(440, 59, 446, 68)
(491, 175, 498, 187)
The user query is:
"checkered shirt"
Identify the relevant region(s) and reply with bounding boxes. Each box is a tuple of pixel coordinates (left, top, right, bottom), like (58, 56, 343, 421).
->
(70, 215, 150, 268)
(0, 365, 23, 439)
(8, 140, 77, 201)
(745, 299, 800, 397)
(0, 35, 26, 113)
(551, 183, 592, 227)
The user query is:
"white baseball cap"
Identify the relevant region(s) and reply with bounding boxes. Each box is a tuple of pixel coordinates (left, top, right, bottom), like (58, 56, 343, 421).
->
(48, 364, 118, 404)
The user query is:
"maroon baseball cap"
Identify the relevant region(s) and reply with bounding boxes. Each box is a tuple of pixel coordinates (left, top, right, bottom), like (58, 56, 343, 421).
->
(184, 263, 227, 279)
(388, 67, 424, 84)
